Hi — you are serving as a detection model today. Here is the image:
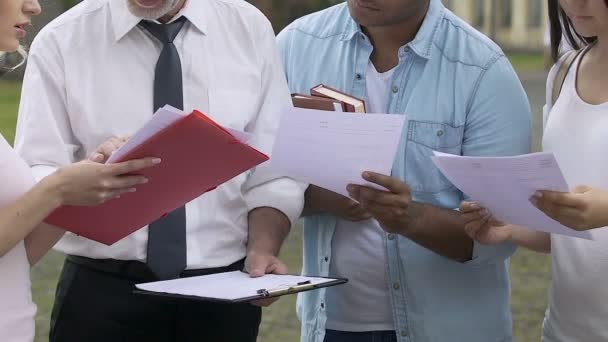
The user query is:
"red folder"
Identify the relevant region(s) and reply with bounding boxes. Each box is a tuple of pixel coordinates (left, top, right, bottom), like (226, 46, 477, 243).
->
(44, 110, 269, 245)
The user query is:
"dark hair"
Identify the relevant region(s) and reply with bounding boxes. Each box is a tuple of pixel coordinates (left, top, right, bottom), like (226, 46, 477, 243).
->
(548, 0, 607, 61)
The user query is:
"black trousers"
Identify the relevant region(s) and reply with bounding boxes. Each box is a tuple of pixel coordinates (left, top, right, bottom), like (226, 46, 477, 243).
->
(50, 256, 261, 342)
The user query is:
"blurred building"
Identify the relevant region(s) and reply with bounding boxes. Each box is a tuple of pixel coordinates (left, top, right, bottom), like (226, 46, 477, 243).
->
(444, 0, 547, 52)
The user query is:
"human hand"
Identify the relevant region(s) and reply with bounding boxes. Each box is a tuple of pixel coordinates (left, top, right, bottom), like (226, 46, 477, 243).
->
(45, 157, 160, 206)
(534, 186, 608, 231)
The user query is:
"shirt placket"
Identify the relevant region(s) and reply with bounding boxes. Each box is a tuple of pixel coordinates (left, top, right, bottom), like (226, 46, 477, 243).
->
(386, 45, 417, 342)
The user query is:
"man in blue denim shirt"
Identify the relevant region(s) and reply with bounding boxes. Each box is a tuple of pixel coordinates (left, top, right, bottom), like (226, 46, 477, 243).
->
(277, 0, 531, 341)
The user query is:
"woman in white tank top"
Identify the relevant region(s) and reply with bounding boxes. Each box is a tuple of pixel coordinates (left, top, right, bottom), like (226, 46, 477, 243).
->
(459, 0, 608, 341)
(0, 2, 161, 340)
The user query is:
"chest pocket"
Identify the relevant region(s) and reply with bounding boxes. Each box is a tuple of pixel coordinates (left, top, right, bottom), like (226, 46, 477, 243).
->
(405, 120, 464, 193)
(209, 89, 261, 131)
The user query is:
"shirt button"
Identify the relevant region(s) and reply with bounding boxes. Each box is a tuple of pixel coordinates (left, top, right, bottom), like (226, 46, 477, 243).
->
(321, 303, 325, 309)
(356, 73, 362, 80)
(324, 256, 329, 262)
(393, 282, 401, 290)
(436, 129, 444, 137)
(400, 329, 409, 337)
(388, 234, 396, 240)
(392, 85, 399, 93)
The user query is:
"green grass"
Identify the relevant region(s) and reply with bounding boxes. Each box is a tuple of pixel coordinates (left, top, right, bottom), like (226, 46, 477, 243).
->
(508, 53, 546, 73)
(0, 81, 21, 143)
(0, 78, 551, 342)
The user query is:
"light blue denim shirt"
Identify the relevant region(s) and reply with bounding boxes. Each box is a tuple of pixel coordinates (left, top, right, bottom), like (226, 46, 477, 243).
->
(277, 1, 532, 341)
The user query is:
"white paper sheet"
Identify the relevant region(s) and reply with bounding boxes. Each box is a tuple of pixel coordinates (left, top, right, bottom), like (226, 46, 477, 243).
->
(269, 107, 406, 197)
(136, 271, 341, 301)
(431, 151, 593, 239)
(107, 105, 251, 163)
(107, 105, 185, 163)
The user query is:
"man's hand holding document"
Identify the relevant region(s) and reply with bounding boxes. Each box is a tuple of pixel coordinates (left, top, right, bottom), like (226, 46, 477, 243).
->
(431, 151, 593, 240)
(269, 107, 406, 198)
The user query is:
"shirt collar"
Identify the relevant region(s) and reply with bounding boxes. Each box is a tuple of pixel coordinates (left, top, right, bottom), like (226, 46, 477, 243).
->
(341, 0, 445, 60)
(110, 0, 207, 42)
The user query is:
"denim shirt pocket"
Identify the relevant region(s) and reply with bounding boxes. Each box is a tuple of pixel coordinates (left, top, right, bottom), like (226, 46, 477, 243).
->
(405, 120, 464, 193)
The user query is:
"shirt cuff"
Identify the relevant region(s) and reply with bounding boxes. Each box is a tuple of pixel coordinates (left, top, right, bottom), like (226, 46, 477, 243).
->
(244, 177, 306, 226)
(466, 240, 517, 266)
(31, 165, 59, 182)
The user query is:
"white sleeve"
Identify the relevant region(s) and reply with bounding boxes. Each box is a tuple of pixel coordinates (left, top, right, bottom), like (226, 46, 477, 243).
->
(14, 30, 79, 182)
(241, 16, 307, 226)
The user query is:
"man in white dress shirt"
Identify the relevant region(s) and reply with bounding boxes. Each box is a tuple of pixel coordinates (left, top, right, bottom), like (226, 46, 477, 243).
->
(15, 0, 305, 341)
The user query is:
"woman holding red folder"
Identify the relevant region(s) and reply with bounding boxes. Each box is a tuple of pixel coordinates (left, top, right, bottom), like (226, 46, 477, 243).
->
(0, 1, 159, 340)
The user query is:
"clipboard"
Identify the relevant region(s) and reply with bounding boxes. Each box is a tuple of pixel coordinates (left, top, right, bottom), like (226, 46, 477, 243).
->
(133, 271, 348, 304)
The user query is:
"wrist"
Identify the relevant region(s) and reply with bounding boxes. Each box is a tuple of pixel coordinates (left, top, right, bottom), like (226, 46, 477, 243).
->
(247, 207, 289, 257)
(399, 202, 426, 236)
(246, 247, 277, 258)
(505, 225, 523, 243)
(36, 173, 66, 208)
(304, 185, 327, 214)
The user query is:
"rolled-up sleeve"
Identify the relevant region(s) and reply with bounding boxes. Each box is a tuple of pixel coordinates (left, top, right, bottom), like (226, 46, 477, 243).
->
(242, 18, 307, 226)
(462, 55, 532, 265)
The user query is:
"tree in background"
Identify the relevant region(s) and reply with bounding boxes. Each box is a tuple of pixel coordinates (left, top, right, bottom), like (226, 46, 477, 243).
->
(249, 0, 341, 32)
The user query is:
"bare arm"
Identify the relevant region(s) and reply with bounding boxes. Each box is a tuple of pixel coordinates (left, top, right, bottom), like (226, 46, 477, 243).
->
(247, 207, 291, 258)
(461, 202, 551, 254)
(403, 202, 474, 262)
(24, 224, 65, 265)
(1, 157, 158, 263)
(0, 179, 63, 258)
(349, 173, 474, 262)
(510, 227, 551, 254)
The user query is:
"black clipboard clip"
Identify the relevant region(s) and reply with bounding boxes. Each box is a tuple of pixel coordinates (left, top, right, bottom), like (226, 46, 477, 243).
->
(256, 281, 314, 298)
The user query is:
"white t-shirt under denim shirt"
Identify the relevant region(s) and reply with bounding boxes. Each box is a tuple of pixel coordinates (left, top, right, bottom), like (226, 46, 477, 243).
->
(541, 52, 608, 342)
(325, 61, 397, 332)
(0, 134, 37, 342)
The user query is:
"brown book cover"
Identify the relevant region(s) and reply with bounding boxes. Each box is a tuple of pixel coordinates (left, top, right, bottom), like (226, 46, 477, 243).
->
(291, 93, 346, 112)
(310, 84, 366, 113)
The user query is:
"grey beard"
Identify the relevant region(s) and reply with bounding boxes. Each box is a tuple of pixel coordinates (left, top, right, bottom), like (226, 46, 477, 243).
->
(126, 0, 182, 20)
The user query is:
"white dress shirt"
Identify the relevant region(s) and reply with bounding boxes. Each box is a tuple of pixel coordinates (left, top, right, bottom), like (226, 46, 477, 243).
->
(15, 0, 305, 269)
(0, 134, 36, 342)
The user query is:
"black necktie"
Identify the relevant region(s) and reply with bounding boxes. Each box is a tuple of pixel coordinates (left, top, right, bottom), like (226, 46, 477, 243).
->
(139, 17, 188, 280)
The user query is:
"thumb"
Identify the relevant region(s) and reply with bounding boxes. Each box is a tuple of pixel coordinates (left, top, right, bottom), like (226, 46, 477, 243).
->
(574, 185, 592, 194)
(89, 153, 105, 163)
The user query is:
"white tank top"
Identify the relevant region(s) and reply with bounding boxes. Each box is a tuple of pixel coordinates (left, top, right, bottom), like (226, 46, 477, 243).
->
(0, 134, 37, 342)
(541, 53, 608, 342)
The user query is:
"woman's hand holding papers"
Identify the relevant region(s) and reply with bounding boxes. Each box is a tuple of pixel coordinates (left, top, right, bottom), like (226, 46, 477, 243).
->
(41, 135, 160, 207)
(460, 201, 515, 245)
(533, 186, 608, 231)
(44, 157, 161, 207)
(460, 201, 551, 254)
